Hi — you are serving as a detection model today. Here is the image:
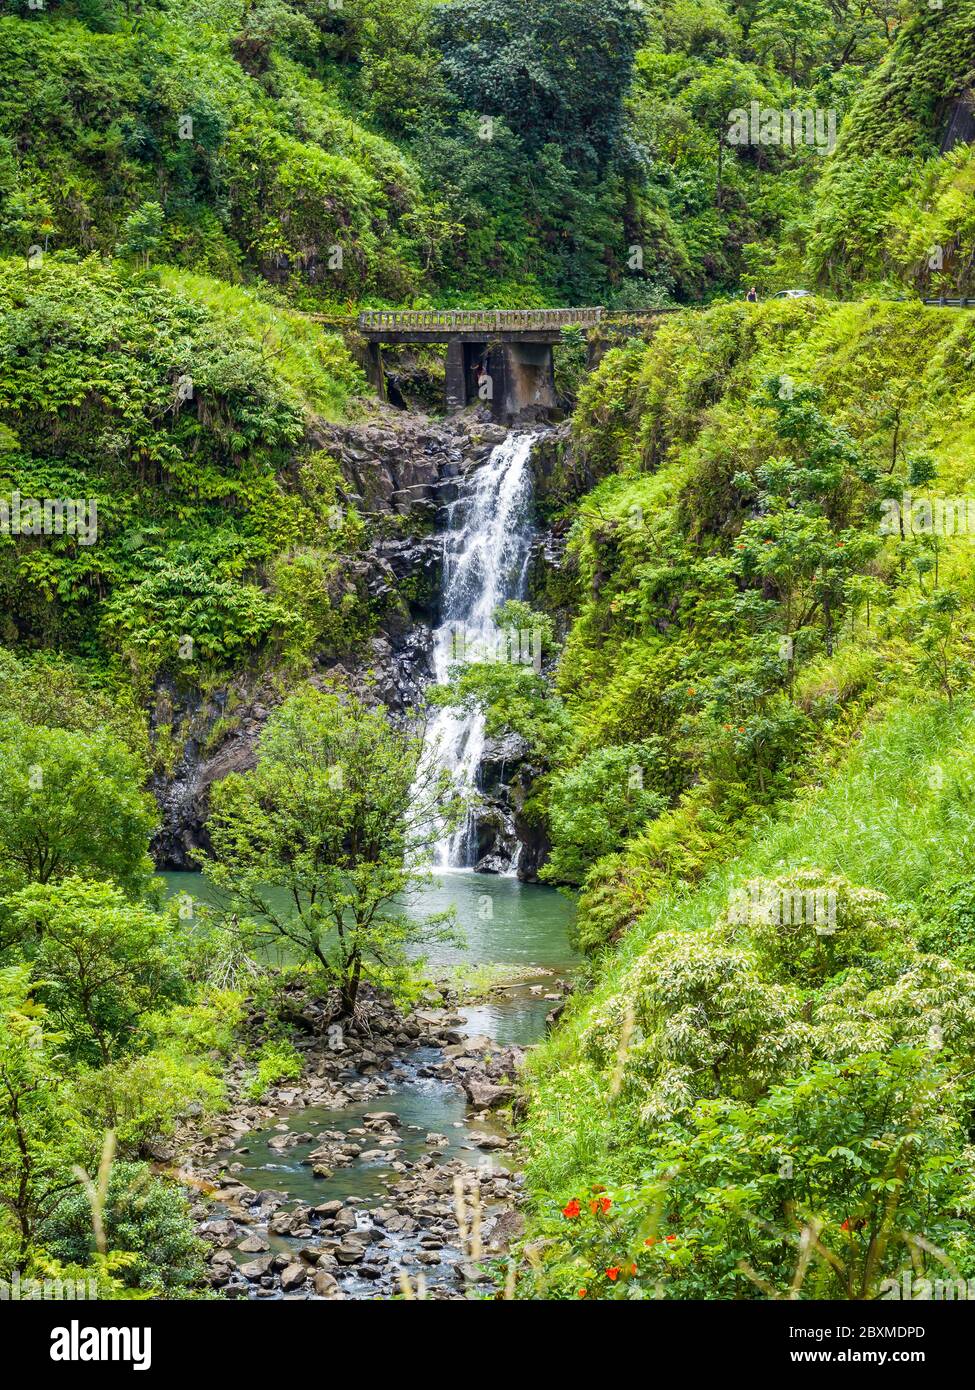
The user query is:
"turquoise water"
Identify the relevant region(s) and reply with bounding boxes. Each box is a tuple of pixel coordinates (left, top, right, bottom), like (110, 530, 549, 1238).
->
(161, 868, 578, 983)
(162, 869, 577, 1046)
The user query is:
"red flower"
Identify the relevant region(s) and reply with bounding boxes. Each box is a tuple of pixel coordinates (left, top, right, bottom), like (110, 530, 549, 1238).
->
(562, 1199, 581, 1219)
(644, 1236, 657, 1247)
(840, 1219, 850, 1232)
(630, 1263, 638, 1276)
(577, 1288, 587, 1298)
(666, 1235, 676, 1243)
(590, 1197, 611, 1215)
(605, 1267, 620, 1281)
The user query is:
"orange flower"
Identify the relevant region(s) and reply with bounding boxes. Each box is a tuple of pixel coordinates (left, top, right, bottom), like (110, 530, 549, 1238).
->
(644, 1236, 657, 1247)
(562, 1199, 581, 1219)
(605, 1267, 620, 1281)
(590, 1197, 612, 1215)
(577, 1288, 587, 1298)
(630, 1264, 638, 1276)
(666, 1235, 676, 1243)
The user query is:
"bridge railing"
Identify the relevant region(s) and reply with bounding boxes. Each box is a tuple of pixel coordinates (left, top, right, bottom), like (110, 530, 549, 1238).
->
(358, 307, 606, 332)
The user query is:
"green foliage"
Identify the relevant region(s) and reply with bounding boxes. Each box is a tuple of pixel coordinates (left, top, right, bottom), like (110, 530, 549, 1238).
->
(543, 743, 668, 886)
(7, 877, 187, 1065)
(244, 1038, 303, 1100)
(205, 684, 464, 1012)
(0, 255, 367, 680)
(432, 0, 643, 170)
(71, 1051, 226, 1155)
(527, 1051, 975, 1301)
(40, 1160, 206, 1294)
(0, 966, 86, 1267)
(521, 698, 975, 1292)
(807, 1, 975, 295)
(0, 718, 157, 905)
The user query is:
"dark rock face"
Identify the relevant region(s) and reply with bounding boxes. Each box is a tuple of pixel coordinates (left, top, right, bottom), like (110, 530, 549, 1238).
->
(467, 733, 552, 881)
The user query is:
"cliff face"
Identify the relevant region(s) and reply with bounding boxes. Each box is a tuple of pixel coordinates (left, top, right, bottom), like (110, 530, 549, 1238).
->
(150, 408, 550, 872)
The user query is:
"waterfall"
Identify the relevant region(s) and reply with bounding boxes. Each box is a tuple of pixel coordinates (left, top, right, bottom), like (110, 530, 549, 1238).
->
(418, 431, 538, 869)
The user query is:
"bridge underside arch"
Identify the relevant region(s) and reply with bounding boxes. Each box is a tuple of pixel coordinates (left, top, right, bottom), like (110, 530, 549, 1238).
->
(445, 339, 557, 422)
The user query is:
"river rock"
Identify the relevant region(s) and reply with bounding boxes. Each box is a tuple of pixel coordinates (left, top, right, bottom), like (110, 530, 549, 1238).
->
(462, 1078, 515, 1109)
(280, 1263, 307, 1291)
(472, 1134, 509, 1151)
(486, 1209, 526, 1253)
(313, 1270, 342, 1298)
(199, 1218, 238, 1247)
(237, 1234, 269, 1253)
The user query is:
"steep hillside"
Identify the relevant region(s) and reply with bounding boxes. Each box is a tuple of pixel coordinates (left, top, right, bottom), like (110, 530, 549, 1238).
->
(0, 254, 368, 678)
(479, 298, 975, 1296)
(806, 1, 975, 295)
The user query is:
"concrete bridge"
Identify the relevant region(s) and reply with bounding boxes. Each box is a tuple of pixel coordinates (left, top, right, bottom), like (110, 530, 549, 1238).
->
(358, 307, 609, 420)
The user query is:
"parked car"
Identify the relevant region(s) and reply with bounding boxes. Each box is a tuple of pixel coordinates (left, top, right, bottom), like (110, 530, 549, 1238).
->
(773, 289, 812, 299)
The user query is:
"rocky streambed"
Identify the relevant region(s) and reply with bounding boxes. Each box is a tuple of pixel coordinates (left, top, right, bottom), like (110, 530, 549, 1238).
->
(168, 976, 568, 1301)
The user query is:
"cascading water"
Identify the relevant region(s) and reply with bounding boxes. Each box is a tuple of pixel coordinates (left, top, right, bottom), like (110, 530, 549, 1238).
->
(418, 431, 538, 868)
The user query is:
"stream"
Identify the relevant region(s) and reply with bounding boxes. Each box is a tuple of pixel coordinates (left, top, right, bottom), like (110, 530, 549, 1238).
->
(164, 870, 577, 1297)
(162, 432, 575, 1297)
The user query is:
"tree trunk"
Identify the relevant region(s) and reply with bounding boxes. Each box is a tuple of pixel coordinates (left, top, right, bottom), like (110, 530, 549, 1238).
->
(341, 954, 362, 1016)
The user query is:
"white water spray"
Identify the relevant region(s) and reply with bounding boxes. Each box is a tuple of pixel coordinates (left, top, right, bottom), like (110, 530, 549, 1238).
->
(418, 432, 538, 868)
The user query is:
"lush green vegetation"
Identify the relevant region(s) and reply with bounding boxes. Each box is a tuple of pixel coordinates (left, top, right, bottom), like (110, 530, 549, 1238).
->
(205, 684, 463, 1011)
(0, 670, 443, 1294)
(478, 296, 975, 1296)
(3, 0, 970, 305)
(2, 0, 975, 1308)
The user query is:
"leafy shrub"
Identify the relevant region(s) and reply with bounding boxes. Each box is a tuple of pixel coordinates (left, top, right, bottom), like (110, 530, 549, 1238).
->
(244, 1039, 303, 1101)
(40, 1162, 206, 1295)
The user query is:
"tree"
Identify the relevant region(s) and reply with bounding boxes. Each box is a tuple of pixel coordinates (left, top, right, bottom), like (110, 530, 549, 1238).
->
(0, 967, 83, 1265)
(544, 741, 668, 885)
(751, 0, 834, 94)
(117, 200, 165, 269)
(204, 685, 463, 1014)
(431, 0, 644, 171)
(8, 878, 186, 1066)
(0, 719, 157, 910)
(682, 59, 775, 205)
